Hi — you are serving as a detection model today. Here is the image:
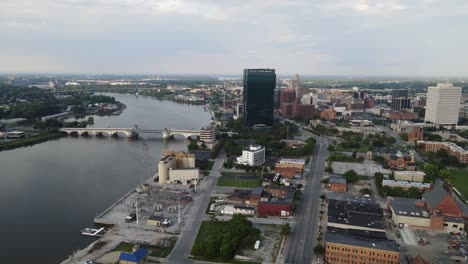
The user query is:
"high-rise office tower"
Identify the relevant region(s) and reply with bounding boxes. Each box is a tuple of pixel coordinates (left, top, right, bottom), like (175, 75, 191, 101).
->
(392, 89, 409, 98)
(391, 98, 411, 111)
(243, 69, 276, 127)
(424, 83, 462, 125)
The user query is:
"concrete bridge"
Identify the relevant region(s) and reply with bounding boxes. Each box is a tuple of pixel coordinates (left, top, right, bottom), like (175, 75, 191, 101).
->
(60, 127, 201, 139)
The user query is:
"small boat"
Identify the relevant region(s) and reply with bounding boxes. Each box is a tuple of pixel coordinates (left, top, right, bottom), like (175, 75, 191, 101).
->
(81, 227, 105, 237)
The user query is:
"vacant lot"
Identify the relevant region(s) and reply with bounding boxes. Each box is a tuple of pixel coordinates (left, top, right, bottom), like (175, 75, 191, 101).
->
(451, 169, 468, 198)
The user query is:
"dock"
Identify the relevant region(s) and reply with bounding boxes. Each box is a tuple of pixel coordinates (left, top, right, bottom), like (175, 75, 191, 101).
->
(81, 227, 105, 237)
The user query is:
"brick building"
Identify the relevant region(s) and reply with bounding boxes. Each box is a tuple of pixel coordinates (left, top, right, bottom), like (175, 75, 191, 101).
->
(328, 176, 347, 192)
(257, 185, 295, 217)
(386, 180, 467, 233)
(325, 229, 400, 264)
(274, 162, 304, 178)
(279, 88, 316, 119)
(407, 127, 423, 143)
(388, 111, 417, 121)
(418, 141, 468, 164)
(387, 154, 415, 171)
(320, 108, 337, 120)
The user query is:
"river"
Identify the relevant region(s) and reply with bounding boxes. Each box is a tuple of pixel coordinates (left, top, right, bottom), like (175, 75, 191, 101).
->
(0, 93, 212, 264)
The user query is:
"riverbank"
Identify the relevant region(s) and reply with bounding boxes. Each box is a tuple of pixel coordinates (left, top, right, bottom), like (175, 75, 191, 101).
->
(0, 93, 213, 263)
(0, 132, 65, 152)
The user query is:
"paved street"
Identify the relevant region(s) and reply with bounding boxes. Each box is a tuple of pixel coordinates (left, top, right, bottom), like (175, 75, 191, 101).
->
(283, 128, 331, 264)
(163, 154, 226, 264)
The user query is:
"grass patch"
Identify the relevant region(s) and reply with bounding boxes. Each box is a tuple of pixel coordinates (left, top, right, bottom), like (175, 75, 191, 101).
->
(217, 177, 260, 188)
(335, 144, 370, 152)
(451, 169, 468, 199)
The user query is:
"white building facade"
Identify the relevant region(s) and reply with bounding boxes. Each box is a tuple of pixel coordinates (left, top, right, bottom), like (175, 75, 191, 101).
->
(425, 83, 462, 125)
(237, 145, 265, 166)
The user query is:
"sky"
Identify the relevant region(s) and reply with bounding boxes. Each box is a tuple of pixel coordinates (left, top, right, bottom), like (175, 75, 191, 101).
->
(1, 0, 468, 76)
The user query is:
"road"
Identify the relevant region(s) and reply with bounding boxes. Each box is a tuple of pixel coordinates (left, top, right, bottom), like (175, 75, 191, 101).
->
(164, 154, 225, 264)
(283, 128, 331, 264)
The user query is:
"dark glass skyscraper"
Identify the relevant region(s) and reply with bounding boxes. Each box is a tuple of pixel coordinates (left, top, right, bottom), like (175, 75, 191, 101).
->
(243, 69, 276, 127)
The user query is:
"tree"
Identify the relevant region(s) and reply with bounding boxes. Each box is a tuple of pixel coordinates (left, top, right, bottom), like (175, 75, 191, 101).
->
(372, 155, 385, 163)
(352, 151, 357, 159)
(280, 223, 292, 237)
(407, 187, 422, 199)
(313, 244, 325, 256)
(374, 172, 384, 188)
(360, 187, 372, 195)
(325, 166, 333, 174)
(344, 170, 359, 183)
(296, 183, 303, 190)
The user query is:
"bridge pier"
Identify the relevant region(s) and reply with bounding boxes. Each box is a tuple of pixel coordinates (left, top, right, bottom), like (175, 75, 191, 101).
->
(162, 129, 171, 139)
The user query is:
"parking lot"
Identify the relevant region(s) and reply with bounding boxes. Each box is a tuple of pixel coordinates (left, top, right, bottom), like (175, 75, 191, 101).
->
(331, 161, 392, 177)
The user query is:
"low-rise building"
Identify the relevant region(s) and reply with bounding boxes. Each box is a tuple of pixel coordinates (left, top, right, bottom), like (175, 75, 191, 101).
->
(407, 127, 423, 143)
(387, 151, 415, 170)
(168, 168, 200, 185)
(382, 180, 431, 191)
(221, 205, 255, 216)
(119, 247, 149, 264)
(146, 215, 171, 227)
(394, 171, 426, 182)
(390, 120, 438, 133)
(257, 185, 295, 217)
(274, 162, 304, 178)
(249, 186, 264, 205)
(328, 175, 347, 192)
(325, 229, 400, 264)
(237, 145, 265, 166)
(327, 196, 385, 233)
(418, 141, 468, 164)
(386, 182, 467, 233)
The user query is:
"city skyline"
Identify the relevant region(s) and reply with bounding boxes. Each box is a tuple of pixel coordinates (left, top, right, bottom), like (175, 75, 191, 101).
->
(1, 0, 468, 76)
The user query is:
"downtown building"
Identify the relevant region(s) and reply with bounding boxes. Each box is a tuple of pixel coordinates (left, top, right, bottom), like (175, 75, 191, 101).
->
(242, 69, 276, 127)
(278, 74, 316, 119)
(325, 193, 400, 264)
(424, 83, 462, 125)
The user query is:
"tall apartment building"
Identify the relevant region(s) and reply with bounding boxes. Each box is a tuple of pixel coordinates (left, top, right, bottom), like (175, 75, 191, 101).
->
(424, 83, 462, 125)
(242, 69, 276, 127)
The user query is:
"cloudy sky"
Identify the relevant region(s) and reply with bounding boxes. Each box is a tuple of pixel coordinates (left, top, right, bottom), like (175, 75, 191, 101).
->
(1, 0, 467, 76)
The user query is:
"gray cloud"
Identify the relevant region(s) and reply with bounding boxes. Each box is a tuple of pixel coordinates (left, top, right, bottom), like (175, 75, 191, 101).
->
(0, 0, 467, 76)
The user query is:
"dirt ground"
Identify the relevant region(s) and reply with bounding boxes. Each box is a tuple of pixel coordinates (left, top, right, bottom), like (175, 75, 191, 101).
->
(239, 224, 283, 263)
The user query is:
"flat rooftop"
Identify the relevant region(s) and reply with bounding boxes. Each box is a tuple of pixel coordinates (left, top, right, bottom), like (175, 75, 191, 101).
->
(327, 192, 375, 204)
(387, 196, 429, 218)
(328, 199, 385, 231)
(326, 229, 399, 252)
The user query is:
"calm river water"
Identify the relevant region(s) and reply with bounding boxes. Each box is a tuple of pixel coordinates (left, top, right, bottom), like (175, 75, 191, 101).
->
(0, 93, 211, 263)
